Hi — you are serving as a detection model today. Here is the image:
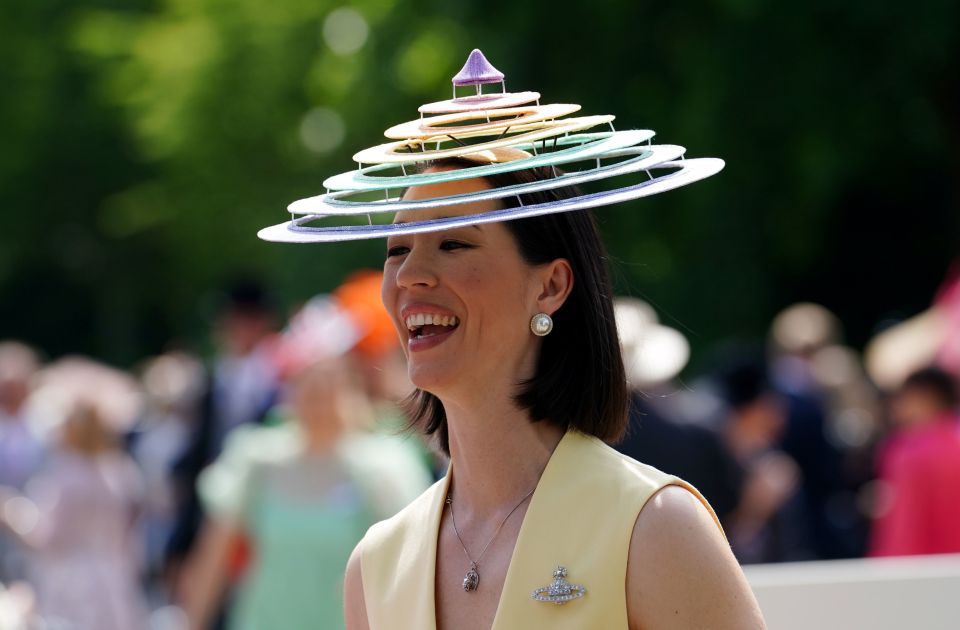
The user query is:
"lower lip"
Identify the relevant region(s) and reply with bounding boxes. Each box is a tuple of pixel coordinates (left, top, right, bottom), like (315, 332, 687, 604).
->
(408, 327, 457, 352)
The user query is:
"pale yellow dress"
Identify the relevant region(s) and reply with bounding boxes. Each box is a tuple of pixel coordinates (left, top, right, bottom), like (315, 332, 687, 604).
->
(359, 430, 721, 629)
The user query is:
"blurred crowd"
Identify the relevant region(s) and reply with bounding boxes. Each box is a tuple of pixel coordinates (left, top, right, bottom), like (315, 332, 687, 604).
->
(1, 265, 960, 629)
(0, 272, 434, 630)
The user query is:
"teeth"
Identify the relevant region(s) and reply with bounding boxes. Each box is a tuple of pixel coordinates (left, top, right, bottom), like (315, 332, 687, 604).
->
(405, 313, 459, 330)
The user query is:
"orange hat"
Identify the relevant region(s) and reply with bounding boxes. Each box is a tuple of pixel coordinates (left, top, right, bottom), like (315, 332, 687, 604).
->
(333, 270, 399, 359)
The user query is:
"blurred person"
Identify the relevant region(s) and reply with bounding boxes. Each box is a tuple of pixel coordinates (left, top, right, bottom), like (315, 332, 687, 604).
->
(769, 303, 881, 452)
(769, 302, 843, 393)
(936, 262, 960, 375)
(613, 298, 743, 522)
(0, 341, 46, 584)
(0, 357, 148, 629)
(0, 342, 45, 491)
(334, 270, 438, 478)
(769, 304, 872, 558)
(181, 297, 431, 630)
(866, 262, 960, 390)
(0, 580, 40, 628)
(714, 356, 807, 564)
(166, 280, 281, 591)
(128, 351, 204, 604)
(870, 366, 960, 556)
(334, 270, 411, 411)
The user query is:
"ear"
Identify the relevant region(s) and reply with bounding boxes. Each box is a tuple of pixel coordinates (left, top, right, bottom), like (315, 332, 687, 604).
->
(534, 258, 574, 315)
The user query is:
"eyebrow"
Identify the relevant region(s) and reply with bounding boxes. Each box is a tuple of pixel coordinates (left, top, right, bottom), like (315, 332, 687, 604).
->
(392, 216, 483, 231)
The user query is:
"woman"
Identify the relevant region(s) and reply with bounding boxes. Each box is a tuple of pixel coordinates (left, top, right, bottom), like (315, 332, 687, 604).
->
(342, 164, 764, 629)
(181, 298, 432, 629)
(0, 357, 148, 630)
(260, 50, 765, 628)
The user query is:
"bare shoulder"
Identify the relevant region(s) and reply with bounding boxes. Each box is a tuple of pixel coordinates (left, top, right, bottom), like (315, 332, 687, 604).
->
(344, 541, 370, 630)
(626, 484, 765, 630)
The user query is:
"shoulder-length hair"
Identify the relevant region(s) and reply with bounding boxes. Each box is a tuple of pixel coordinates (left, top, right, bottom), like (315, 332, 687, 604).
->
(404, 159, 628, 455)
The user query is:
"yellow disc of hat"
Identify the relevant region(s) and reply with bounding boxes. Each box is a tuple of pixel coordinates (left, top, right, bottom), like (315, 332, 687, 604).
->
(418, 91, 541, 114)
(353, 115, 614, 165)
(459, 147, 533, 163)
(384, 104, 581, 140)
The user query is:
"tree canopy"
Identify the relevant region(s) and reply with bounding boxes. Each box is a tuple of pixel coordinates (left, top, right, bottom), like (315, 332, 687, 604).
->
(2, 0, 957, 364)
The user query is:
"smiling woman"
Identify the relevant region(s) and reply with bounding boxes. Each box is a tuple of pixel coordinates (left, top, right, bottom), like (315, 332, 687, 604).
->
(261, 50, 765, 629)
(389, 159, 628, 457)
(347, 161, 764, 630)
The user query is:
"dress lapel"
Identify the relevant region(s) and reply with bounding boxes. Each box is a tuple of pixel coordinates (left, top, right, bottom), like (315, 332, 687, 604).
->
(489, 430, 579, 629)
(396, 469, 451, 630)
(420, 431, 581, 630)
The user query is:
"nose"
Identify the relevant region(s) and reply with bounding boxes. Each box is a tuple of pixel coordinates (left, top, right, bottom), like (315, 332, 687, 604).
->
(395, 244, 439, 289)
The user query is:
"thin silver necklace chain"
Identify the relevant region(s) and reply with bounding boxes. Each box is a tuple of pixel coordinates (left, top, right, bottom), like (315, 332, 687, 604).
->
(445, 487, 536, 592)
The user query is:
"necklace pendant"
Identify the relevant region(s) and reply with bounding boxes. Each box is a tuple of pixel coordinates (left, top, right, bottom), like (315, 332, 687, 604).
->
(463, 562, 480, 592)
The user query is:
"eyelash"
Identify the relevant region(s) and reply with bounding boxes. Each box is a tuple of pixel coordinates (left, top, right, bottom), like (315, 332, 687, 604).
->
(440, 240, 470, 251)
(385, 240, 471, 258)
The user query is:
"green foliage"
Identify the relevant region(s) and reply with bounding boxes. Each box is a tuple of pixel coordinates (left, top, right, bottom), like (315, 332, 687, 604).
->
(2, 0, 958, 363)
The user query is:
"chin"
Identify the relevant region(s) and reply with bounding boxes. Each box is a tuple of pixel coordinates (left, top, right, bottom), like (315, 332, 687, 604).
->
(407, 363, 456, 395)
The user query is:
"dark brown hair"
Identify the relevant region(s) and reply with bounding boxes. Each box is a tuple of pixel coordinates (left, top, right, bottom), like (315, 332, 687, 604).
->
(901, 366, 959, 411)
(404, 159, 628, 454)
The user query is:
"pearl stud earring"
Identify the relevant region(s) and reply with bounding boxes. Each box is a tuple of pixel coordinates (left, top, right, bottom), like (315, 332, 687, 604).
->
(530, 312, 553, 337)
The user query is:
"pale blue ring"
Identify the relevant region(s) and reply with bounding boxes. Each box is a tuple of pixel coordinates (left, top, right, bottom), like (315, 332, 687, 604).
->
(258, 158, 724, 243)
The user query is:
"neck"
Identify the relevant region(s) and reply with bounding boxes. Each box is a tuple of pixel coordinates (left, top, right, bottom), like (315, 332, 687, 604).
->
(441, 382, 564, 518)
(299, 418, 342, 453)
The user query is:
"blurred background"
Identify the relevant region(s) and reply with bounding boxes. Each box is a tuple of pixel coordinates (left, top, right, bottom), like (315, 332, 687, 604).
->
(3, 0, 958, 361)
(2, 0, 959, 628)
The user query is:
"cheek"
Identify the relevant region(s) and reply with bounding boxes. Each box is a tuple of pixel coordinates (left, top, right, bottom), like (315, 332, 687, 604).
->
(462, 265, 529, 330)
(458, 263, 499, 306)
(380, 271, 410, 353)
(380, 271, 397, 313)
(461, 264, 486, 289)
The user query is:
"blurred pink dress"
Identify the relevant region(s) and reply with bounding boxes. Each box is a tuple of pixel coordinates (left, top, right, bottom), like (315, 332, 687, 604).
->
(26, 450, 148, 629)
(870, 416, 960, 556)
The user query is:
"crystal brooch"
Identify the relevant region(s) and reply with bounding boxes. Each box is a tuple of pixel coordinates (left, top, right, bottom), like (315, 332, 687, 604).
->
(531, 566, 587, 605)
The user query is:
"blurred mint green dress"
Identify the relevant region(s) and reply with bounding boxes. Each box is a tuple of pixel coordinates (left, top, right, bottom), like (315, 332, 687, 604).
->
(198, 422, 432, 630)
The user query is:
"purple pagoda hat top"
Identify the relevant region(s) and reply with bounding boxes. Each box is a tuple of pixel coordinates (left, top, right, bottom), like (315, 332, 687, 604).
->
(452, 49, 505, 86)
(258, 49, 724, 243)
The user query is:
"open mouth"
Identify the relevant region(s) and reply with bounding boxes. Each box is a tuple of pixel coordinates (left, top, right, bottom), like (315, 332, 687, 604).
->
(405, 313, 460, 339)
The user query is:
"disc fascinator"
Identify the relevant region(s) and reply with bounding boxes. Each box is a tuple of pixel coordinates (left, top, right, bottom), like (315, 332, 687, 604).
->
(258, 49, 724, 243)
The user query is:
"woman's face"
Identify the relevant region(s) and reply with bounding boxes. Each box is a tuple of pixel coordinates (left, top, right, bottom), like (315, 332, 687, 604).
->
(289, 359, 371, 441)
(381, 175, 546, 398)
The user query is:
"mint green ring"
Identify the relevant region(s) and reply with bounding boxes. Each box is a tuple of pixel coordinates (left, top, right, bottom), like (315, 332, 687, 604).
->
(289, 144, 687, 217)
(321, 130, 654, 192)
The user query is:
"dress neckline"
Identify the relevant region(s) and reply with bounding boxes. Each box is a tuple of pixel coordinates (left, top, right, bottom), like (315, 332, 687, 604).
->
(421, 430, 583, 630)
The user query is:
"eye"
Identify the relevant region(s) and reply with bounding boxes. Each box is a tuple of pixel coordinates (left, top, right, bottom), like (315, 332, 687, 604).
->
(385, 244, 409, 258)
(440, 240, 471, 251)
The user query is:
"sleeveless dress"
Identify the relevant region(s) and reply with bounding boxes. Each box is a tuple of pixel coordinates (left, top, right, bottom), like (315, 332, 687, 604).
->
(198, 422, 432, 629)
(359, 430, 722, 629)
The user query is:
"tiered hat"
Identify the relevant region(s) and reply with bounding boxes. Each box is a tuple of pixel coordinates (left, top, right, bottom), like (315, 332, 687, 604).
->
(259, 49, 723, 243)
